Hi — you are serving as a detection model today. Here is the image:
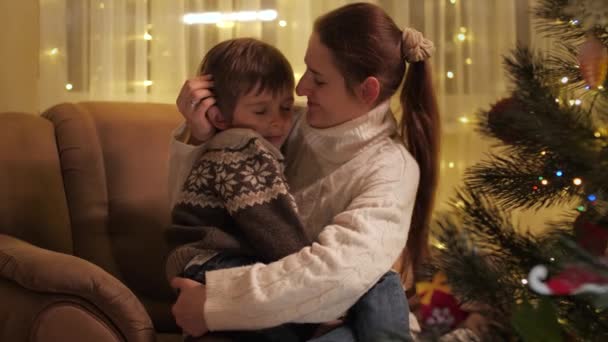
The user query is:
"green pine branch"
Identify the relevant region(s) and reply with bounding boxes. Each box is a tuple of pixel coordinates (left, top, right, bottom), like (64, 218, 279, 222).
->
(470, 46, 608, 210)
(430, 190, 608, 340)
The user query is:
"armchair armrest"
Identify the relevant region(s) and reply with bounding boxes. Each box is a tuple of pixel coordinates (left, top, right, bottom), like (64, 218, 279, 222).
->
(0, 234, 155, 342)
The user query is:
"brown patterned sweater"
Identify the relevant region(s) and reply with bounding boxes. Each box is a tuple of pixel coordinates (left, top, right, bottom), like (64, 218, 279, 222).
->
(168, 128, 311, 265)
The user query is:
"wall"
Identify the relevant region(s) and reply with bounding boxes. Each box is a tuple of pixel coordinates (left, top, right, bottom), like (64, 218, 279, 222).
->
(0, 0, 39, 114)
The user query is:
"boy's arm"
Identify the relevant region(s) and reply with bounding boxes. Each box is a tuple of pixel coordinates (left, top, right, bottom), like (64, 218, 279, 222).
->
(168, 123, 208, 209)
(205, 138, 311, 262)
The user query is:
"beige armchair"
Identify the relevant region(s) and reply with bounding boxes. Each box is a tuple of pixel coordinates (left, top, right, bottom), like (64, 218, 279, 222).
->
(0, 103, 228, 341)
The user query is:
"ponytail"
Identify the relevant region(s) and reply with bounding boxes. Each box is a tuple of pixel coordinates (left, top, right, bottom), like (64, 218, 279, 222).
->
(313, 2, 440, 286)
(399, 60, 440, 278)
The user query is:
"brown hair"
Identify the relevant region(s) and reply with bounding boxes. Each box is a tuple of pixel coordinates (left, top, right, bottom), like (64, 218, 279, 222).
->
(315, 3, 440, 279)
(197, 38, 295, 121)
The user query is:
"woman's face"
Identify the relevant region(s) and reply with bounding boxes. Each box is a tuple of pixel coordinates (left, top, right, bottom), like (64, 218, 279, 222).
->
(296, 32, 367, 129)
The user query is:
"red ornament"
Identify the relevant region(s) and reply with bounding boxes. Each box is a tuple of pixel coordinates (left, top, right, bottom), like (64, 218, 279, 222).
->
(574, 214, 608, 256)
(529, 264, 608, 296)
(577, 34, 608, 89)
(416, 272, 468, 331)
(486, 97, 526, 144)
(547, 264, 608, 295)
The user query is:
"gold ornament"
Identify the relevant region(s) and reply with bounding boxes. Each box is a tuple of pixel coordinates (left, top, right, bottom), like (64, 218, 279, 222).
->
(577, 34, 608, 89)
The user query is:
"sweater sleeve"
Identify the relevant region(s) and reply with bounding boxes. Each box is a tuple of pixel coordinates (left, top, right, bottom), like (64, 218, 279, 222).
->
(167, 123, 207, 209)
(203, 149, 420, 331)
(205, 139, 311, 262)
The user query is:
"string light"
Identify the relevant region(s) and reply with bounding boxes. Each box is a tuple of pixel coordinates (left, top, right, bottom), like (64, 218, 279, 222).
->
(595, 131, 601, 138)
(278, 20, 287, 27)
(465, 58, 473, 65)
(183, 10, 278, 24)
(540, 151, 547, 156)
(538, 176, 544, 181)
(446, 71, 454, 79)
(65, 83, 73, 90)
(556, 170, 563, 177)
(144, 32, 152, 40)
(541, 179, 549, 185)
(457, 33, 466, 41)
(577, 205, 586, 212)
(434, 242, 447, 250)
(448, 162, 455, 168)
(599, 85, 605, 90)
(533, 185, 539, 191)
(588, 194, 597, 202)
(49, 48, 59, 55)
(450, 0, 456, 4)
(216, 21, 235, 28)
(99, 3, 105, 9)
(574, 99, 582, 106)
(555, 98, 560, 103)
(573, 178, 582, 186)
(459, 116, 470, 123)
(521, 279, 528, 285)
(561, 77, 569, 84)
(568, 99, 576, 106)
(550, 257, 555, 262)
(569, 19, 579, 26)
(143, 80, 153, 87)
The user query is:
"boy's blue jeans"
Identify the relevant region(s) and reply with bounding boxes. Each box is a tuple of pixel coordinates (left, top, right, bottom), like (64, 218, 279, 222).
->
(182, 253, 412, 341)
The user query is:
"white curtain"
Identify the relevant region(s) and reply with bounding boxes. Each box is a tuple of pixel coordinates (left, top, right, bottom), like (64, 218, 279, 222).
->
(39, 0, 536, 212)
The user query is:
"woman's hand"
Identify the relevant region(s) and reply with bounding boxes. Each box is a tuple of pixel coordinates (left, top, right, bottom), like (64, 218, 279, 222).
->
(170, 277, 209, 337)
(176, 75, 220, 143)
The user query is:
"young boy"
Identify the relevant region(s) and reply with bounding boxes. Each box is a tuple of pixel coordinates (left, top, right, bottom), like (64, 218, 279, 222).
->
(167, 38, 314, 340)
(167, 38, 412, 341)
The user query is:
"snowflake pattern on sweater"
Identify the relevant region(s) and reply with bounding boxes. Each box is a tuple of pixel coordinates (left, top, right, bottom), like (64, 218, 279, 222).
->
(169, 130, 309, 265)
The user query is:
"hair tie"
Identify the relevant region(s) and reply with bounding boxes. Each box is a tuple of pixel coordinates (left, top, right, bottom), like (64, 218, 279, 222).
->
(402, 28, 434, 63)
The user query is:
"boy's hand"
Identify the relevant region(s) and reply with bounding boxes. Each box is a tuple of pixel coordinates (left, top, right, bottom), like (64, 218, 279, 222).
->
(170, 277, 209, 337)
(176, 75, 220, 143)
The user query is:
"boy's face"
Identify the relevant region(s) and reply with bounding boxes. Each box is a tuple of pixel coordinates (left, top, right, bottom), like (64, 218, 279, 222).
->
(230, 87, 295, 148)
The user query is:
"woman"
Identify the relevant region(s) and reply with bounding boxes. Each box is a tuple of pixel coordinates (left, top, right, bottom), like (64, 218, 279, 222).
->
(169, 2, 440, 339)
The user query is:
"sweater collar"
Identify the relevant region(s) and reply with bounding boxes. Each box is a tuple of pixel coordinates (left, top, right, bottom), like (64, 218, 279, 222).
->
(300, 101, 397, 163)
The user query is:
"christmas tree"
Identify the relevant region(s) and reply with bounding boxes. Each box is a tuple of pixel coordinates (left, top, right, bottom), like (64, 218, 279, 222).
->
(424, 0, 608, 340)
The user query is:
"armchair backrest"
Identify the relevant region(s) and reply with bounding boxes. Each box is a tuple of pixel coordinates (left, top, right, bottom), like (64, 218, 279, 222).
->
(0, 112, 73, 254)
(42, 102, 182, 303)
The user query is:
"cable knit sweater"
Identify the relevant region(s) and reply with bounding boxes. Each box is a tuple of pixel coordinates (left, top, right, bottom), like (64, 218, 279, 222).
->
(167, 101, 420, 331)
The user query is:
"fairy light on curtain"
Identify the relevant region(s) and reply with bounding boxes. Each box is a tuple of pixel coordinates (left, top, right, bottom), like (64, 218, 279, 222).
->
(39, 0, 535, 211)
(40, 0, 522, 112)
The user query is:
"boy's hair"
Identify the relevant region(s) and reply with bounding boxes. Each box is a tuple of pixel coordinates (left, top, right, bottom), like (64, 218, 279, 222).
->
(197, 38, 295, 121)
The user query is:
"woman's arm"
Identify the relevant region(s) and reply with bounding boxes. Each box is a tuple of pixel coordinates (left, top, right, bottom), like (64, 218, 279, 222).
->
(169, 75, 220, 206)
(202, 149, 420, 331)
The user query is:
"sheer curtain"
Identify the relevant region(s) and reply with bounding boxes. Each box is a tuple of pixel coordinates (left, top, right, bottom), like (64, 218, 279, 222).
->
(39, 0, 532, 210)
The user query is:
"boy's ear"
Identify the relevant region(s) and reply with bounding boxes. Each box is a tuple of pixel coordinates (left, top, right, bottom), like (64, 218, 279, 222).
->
(206, 106, 229, 130)
(358, 76, 380, 106)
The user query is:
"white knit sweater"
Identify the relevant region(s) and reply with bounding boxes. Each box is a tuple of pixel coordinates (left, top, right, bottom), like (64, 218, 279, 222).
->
(168, 101, 420, 331)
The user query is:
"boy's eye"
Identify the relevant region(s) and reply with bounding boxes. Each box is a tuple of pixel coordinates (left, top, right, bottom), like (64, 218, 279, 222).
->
(281, 106, 293, 112)
(313, 79, 325, 86)
(254, 110, 266, 115)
